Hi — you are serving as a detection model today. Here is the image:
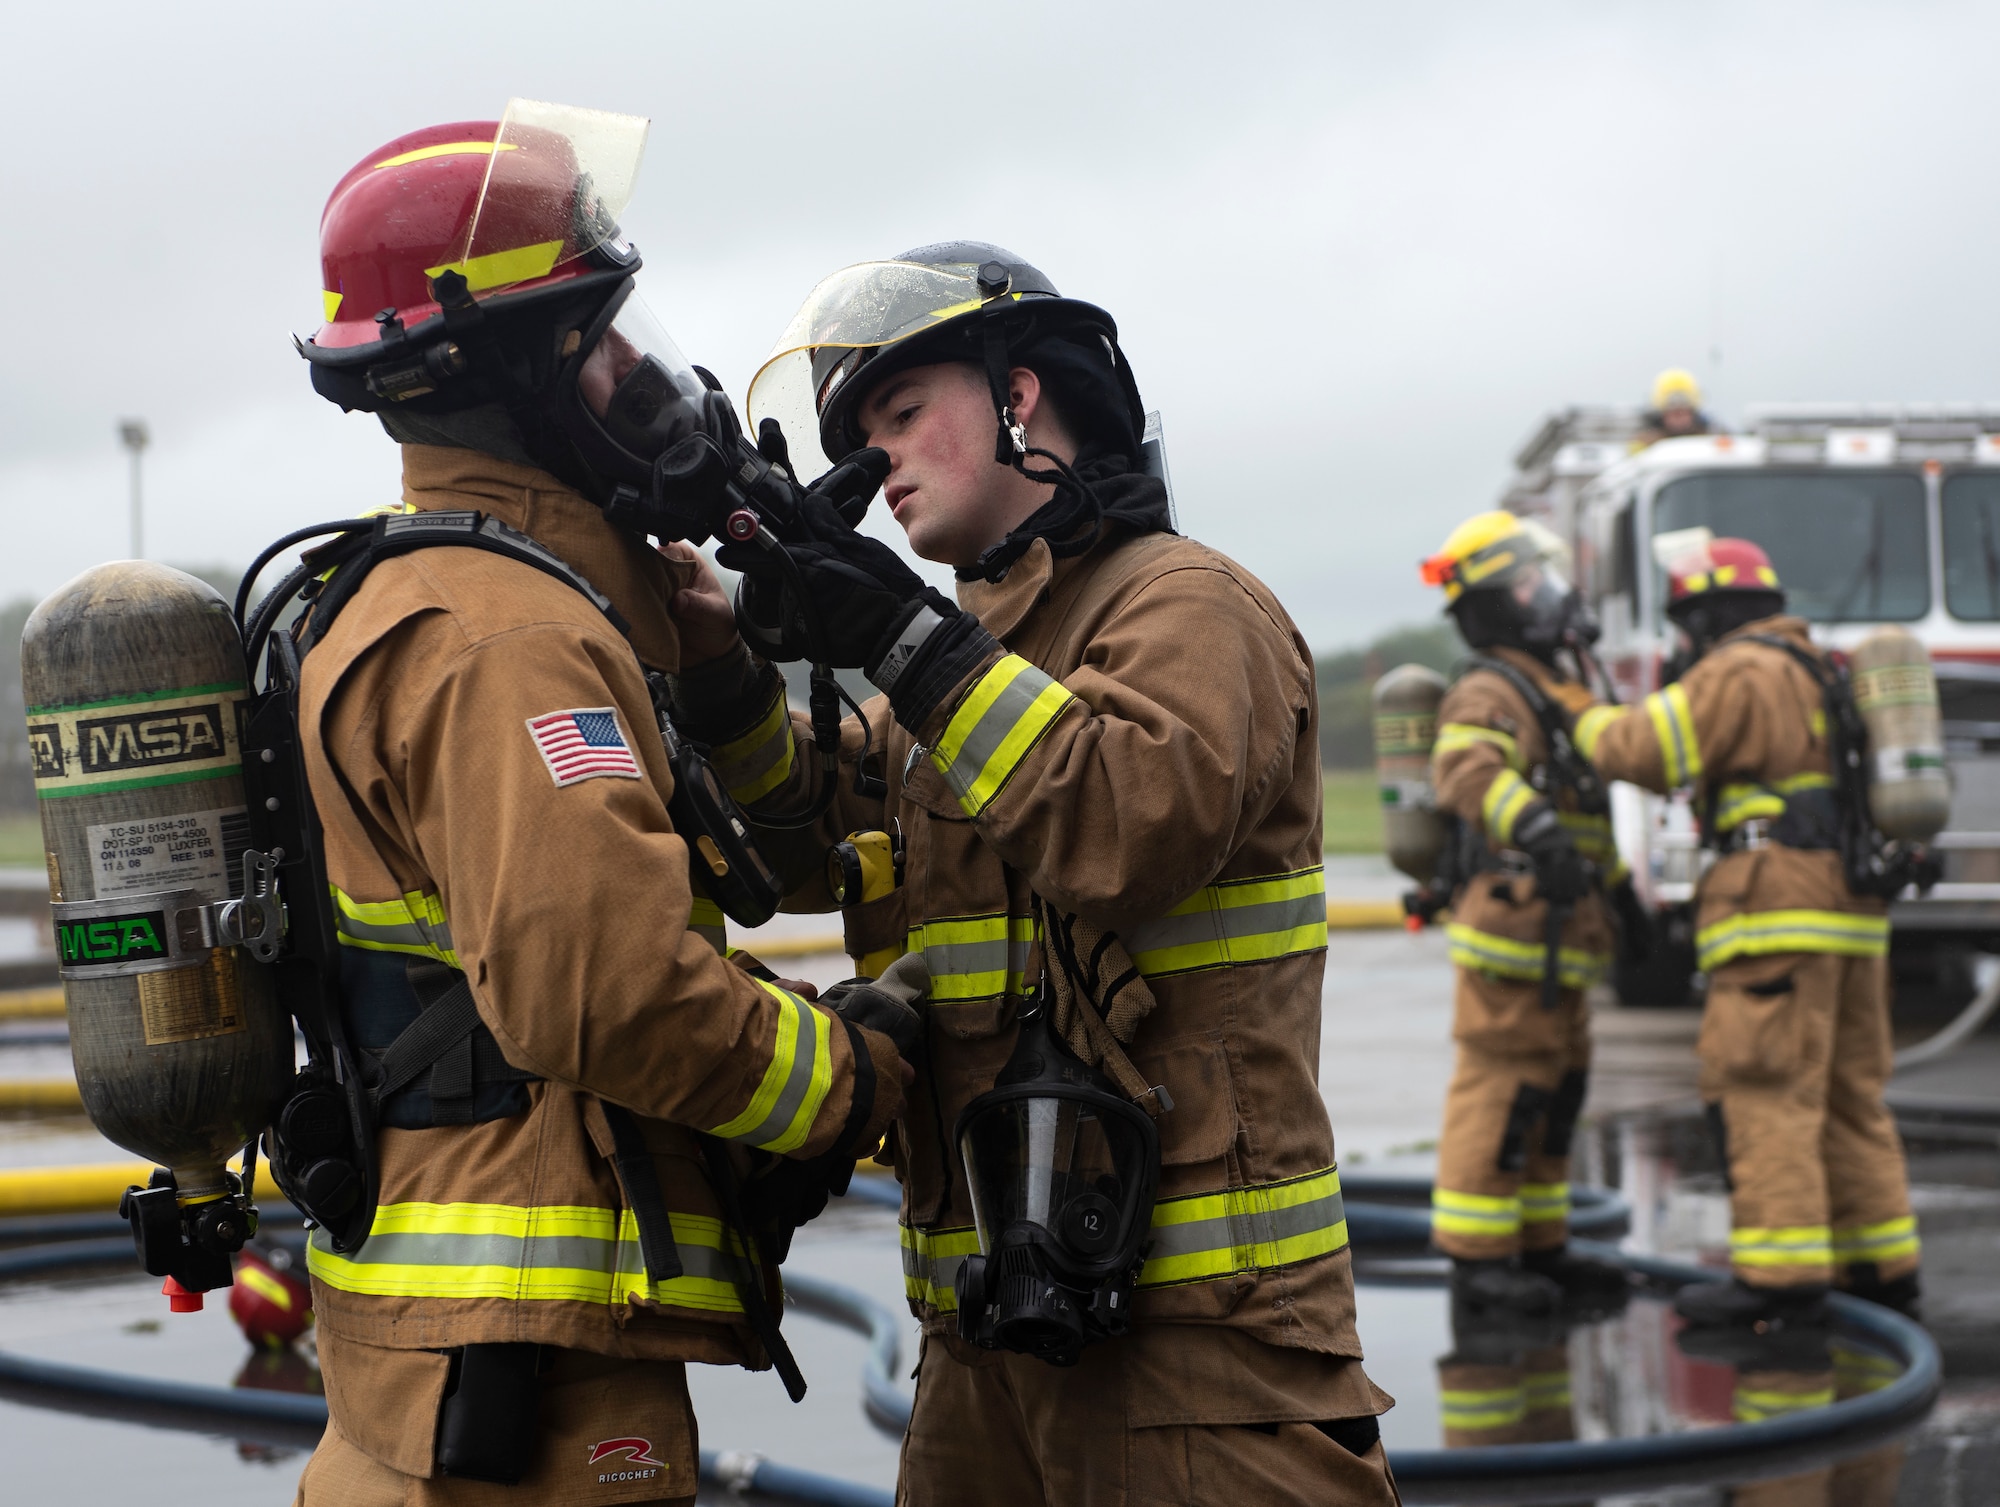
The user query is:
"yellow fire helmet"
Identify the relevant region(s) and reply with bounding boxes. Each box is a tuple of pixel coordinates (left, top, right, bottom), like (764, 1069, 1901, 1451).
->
(1419, 510, 1570, 603)
(1650, 367, 1703, 412)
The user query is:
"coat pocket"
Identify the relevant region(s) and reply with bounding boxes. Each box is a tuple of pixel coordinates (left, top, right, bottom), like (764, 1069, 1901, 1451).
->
(315, 1328, 453, 1477)
(1133, 1031, 1240, 1168)
(1698, 959, 1802, 1083)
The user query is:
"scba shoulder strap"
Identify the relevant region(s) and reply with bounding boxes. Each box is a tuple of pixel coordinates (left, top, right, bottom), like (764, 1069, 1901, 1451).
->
(1462, 654, 1608, 815)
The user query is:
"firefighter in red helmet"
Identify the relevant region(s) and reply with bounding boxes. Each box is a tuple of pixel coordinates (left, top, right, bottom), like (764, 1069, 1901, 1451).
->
(1574, 534, 1919, 1330)
(284, 102, 910, 1504)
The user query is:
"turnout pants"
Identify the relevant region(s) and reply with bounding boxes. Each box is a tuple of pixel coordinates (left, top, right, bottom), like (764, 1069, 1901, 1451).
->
(897, 1330, 1400, 1507)
(295, 1338, 698, 1507)
(1436, 1344, 1572, 1448)
(1699, 950, 1918, 1290)
(1432, 970, 1591, 1261)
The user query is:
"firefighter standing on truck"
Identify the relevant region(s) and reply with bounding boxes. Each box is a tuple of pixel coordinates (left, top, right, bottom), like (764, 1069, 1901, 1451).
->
(1418, 512, 1631, 1315)
(284, 107, 906, 1504)
(1572, 536, 1920, 1328)
(661, 244, 1399, 1506)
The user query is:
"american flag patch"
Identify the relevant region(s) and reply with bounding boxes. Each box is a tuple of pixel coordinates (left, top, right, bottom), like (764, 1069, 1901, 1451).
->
(526, 707, 643, 787)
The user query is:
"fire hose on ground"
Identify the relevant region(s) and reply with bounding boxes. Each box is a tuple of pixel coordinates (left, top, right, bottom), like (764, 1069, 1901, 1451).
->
(0, 1171, 1941, 1506)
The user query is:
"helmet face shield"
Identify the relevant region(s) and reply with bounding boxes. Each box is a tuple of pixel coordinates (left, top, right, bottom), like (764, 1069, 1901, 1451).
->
(554, 280, 721, 490)
(748, 260, 1015, 476)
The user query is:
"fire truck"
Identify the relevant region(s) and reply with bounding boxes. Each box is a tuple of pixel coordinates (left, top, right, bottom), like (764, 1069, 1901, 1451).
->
(1505, 403, 2000, 1009)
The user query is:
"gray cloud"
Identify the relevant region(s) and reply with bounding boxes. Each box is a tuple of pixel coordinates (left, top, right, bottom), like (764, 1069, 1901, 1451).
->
(3, 0, 1996, 647)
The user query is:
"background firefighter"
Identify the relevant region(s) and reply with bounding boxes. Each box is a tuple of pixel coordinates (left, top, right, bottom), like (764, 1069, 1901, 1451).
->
(1573, 535, 1919, 1329)
(1418, 512, 1631, 1315)
(284, 106, 906, 1505)
(663, 244, 1399, 1506)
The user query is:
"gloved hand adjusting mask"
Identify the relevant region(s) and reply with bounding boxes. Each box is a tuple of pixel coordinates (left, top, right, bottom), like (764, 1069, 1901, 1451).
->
(952, 1005, 1161, 1367)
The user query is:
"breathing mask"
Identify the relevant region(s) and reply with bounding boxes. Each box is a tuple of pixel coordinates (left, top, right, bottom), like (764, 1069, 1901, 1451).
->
(952, 1006, 1160, 1366)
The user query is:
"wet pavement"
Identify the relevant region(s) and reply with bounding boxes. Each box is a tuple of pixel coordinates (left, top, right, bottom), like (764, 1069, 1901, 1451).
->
(0, 855, 1995, 1503)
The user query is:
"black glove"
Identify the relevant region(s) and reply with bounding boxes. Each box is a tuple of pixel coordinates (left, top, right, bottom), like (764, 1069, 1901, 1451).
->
(1513, 801, 1592, 904)
(819, 959, 926, 1069)
(720, 492, 1000, 729)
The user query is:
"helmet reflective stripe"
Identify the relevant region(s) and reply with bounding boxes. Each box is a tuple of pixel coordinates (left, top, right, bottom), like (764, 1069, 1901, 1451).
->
(373, 140, 515, 170)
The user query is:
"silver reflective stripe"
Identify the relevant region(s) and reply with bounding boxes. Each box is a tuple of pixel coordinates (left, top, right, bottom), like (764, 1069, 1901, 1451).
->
(870, 604, 945, 692)
(344, 1228, 745, 1286)
(1143, 1185, 1347, 1266)
(1122, 891, 1325, 959)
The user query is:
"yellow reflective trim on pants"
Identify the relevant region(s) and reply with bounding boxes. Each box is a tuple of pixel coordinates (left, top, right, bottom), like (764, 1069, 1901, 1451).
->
(1124, 866, 1329, 978)
(1435, 722, 1523, 770)
(1524, 1370, 1572, 1411)
(1644, 684, 1702, 786)
(711, 684, 796, 805)
(705, 978, 832, 1154)
(907, 913, 1038, 1002)
(1447, 923, 1609, 989)
(1833, 1340, 1902, 1394)
(1440, 1386, 1527, 1431)
(1734, 1384, 1836, 1422)
(932, 655, 1076, 816)
(1519, 1181, 1570, 1225)
(903, 1168, 1349, 1313)
(1432, 1186, 1521, 1239)
(304, 1201, 750, 1313)
(1572, 704, 1622, 761)
(1696, 910, 1890, 971)
(1832, 1215, 1920, 1265)
(1481, 769, 1538, 846)
(1731, 1224, 1833, 1269)
(330, 885, 459, 966)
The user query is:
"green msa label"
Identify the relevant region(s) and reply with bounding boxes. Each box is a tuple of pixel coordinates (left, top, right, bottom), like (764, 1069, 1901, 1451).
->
(57, 909, 170, 966)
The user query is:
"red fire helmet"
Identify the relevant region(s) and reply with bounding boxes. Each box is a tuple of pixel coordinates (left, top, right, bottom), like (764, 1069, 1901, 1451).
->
(1665, 535, 1782, 605)
(228, 1242, 313, 1349)
(304, 100, 647, 366)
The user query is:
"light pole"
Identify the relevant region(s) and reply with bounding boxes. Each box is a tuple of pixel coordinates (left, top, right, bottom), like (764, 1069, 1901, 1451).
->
(117, 419, 149, 560)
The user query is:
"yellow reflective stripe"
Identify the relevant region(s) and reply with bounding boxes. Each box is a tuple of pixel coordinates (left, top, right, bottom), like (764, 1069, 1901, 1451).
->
(1714, 782, 1786, 831)
(710, 684, 796, 804)
(1432, 1186, 1521, 1238)
(899, 1224, 982, 1311)
(932, 655, 1076, 816)
(907, 913, 1039, 1002)
(1731, 1224, 1833, 1268)
(1832, 1215, 1920, 1264)
(706, 978, 833, 1154)
(1434, 722, 1523, 770)
(689, 892, 726, 954)
(424, 238, 565, 295)
(1447, 923, 1609, 989)
(1440, 1386, 1527, 1430)
(304, 1201, 749, 1313)
(375, 140, 518, 169)
(1696, 910, 1891, 971)
(1773, 772, 1835, 794)
(1519, 1181, 1570, 1224)
(902, 1168, 1349, 1312)
(329, 885, 458, 966)
(1138, 1166, 1348, 1287)
(1524, 1370, 1572, 1411)
(321, 290, 343, 323)
(1572, 704, 1622, 761)
(1123, 866, 1329, 978)
(1643, 684, 1703, 786)
(1481, 769, 1539, 846)
(1832, 1340, 1901, 1394)
(1734, 1385, 1836, 1422)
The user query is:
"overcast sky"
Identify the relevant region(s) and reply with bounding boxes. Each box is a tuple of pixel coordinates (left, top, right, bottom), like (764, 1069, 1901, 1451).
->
(6, 0, 1999, 651)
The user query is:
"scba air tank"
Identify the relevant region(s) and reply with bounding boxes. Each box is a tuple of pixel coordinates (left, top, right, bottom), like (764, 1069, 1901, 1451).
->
(1373, 663, 1448, 882)
(21, 564, 292, 1217)
(1848, 627, 1951, 841)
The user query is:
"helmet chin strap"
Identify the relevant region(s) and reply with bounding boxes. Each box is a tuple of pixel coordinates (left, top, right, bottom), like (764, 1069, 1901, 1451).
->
(981, 304, 1103, 525)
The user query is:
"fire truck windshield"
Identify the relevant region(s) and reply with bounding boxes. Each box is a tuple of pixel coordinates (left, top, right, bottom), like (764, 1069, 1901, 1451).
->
(1653, 470, 1929, 623)
(1941, 473, 2000, 621)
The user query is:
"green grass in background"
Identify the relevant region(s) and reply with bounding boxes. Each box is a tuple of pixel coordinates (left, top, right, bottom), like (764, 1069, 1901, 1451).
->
(1323, 771, 1383, 854)
(0, 815, 43, 867)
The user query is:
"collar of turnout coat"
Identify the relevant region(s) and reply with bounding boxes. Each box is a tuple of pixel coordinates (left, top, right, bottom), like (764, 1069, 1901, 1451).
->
(397, 443, 692, 670)
(1714, 613, 1813, 656)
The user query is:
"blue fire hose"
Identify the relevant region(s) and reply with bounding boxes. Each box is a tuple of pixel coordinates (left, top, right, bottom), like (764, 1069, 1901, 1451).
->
(0, 1179, 1939, 1507)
